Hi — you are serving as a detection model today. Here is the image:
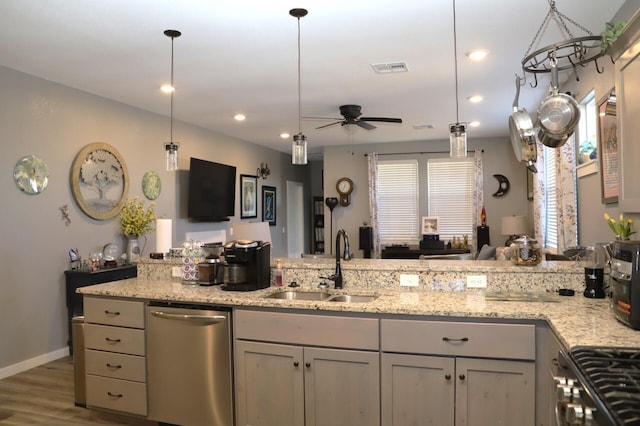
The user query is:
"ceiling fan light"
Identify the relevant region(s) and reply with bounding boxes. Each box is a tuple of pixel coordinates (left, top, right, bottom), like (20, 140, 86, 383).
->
(449, 123, 467, 158)
(292, 133, 307, 165)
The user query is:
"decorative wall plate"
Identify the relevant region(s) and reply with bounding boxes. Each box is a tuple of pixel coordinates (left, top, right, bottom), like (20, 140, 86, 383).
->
(142, 171, 161, 200)
(14, 154, 49, 195)
(71, 142, 129, 220)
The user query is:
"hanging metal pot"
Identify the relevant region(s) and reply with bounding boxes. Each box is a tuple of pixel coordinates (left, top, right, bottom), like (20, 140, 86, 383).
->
(536, 60, 580, 148)
(508, 76, 537, 172)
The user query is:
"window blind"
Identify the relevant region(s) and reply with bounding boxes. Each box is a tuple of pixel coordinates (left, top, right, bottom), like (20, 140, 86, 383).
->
(544, 147, 558, 249)
(427, 158, 474, 239)
(376, 159, 419, 244)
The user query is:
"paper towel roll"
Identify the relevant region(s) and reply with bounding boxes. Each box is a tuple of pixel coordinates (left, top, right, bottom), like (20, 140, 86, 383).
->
(156, 219, 172, 254)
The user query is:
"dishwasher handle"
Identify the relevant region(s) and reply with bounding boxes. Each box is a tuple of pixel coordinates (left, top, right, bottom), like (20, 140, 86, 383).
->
(149, 310, 227, 325)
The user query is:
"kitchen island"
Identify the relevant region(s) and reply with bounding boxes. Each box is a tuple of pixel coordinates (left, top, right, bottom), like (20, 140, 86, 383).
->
(78, 258, 639, 426)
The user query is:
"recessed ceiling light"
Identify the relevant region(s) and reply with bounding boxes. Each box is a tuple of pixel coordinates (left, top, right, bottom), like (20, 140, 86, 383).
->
(469, 121, 480, 127)
(234, 114, 246, 121)
(468, 95, 483, 103)
(466, 50, 489, 61)
(280, 133, 290, 139)
(412, 124, 434, 130)
(160, 84, 174, 93)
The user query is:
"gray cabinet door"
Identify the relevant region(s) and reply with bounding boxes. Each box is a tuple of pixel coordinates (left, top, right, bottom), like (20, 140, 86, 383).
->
(455, 357, 535, 426)
(381, 353, 455, 426)
(304, 347, 380, 426)
(235, 341, 304, 426)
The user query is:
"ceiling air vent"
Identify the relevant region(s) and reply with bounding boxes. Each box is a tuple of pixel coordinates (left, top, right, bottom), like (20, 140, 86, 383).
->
(371, 62, 409, 74)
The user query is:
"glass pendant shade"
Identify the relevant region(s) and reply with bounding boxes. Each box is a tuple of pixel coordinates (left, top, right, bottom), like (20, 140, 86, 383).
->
(292, 133, 307, 165)
(449, 123, 467, 158)
(165, 142, 179, 171)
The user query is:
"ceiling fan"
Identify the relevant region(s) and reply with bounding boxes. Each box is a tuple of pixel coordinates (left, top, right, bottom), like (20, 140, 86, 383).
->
(306, 104, 402, 130)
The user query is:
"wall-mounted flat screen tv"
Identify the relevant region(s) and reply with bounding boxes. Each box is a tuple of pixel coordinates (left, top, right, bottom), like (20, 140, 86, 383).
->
(187, 157, 236, 221)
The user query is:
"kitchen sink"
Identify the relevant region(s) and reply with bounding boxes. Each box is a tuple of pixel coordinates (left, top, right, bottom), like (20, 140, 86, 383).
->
(265, 290, 331, 301)
(326, 294, 378, 303)
(264, 290, 378, 303)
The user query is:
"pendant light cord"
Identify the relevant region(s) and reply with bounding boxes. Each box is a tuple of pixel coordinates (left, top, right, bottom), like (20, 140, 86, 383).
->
(452, 0, 459, 124)
(170, 36, 175, 143)
(296, 15, 302, 134)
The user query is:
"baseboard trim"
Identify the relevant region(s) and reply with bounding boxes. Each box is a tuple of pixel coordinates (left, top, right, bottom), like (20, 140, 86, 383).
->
(0, 347, 70, 380)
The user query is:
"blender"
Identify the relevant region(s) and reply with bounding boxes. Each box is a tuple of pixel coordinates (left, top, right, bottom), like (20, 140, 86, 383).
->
(583, 244, 607, 298)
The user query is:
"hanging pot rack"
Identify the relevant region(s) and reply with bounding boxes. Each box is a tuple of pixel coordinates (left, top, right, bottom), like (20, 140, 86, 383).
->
(520, 0, 606, 87)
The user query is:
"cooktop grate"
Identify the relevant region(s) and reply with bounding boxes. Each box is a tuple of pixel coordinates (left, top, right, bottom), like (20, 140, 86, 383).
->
(571, 347, 640, 425)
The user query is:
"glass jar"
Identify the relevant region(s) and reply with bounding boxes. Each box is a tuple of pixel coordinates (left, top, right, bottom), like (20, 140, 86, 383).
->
(509, 236, 542, 266)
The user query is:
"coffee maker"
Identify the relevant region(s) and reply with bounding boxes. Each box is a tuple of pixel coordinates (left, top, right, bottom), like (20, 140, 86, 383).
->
(221, 240, 271, 291)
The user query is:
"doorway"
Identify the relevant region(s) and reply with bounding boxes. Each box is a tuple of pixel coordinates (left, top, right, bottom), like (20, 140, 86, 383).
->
(286, 181, 304, 257)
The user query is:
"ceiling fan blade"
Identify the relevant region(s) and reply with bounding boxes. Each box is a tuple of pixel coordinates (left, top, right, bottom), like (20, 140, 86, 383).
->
(353, 120, 376, 130)
(359, 117, 403, 123)
(303, 116, 343, 121)
(315, 121, 342, 129)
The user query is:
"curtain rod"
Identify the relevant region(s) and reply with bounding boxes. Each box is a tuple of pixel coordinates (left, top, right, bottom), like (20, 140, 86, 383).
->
(364, 149, 483, 157)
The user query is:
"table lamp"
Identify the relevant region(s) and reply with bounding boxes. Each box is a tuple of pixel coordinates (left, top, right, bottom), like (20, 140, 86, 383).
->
(501, 215, 528, 246)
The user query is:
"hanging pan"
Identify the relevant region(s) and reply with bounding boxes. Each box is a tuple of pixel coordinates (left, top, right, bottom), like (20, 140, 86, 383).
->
(536, 59, 580, 148)
(508, 76, 537, 172)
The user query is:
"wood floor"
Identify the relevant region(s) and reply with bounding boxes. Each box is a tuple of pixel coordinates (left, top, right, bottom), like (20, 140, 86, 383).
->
(0, 356, 157, 425)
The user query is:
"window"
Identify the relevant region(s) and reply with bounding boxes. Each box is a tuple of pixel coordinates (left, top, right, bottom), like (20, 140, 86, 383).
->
(576, 90, 597, 167)
(544, 147, 558, 249)
(427, 158, 475, 239)
(376, 159, 419, 245)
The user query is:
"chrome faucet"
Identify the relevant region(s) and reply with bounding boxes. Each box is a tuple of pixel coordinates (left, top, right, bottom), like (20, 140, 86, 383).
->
(330, 229, 352, 289)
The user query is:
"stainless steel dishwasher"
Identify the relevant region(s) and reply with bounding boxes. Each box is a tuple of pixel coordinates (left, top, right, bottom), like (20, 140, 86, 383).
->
(146, 302, 233, 426)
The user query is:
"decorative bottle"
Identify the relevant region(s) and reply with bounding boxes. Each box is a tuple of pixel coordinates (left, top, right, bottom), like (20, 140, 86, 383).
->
(481, 206, 487, 227)
(273, 259, 285, 287)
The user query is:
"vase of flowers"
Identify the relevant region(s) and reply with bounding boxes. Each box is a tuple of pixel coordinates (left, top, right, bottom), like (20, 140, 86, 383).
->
(604, 213, 636, 240)
(120, 197, 156, 262)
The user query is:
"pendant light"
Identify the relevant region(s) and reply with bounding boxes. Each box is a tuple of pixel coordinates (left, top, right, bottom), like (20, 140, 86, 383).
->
(290, 8, 308, 165)
(449, 0, 467, 158)
(164, 29, 181, 171)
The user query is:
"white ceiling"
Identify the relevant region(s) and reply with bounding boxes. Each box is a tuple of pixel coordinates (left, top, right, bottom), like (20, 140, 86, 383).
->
(0, 0, 628, 158)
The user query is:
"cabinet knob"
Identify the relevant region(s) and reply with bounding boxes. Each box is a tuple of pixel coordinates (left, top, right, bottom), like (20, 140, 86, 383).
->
(305, 362, 311, 368)
(293, 361, 299, 367)
(445, 374, 451, 380)
(459, 374, 466, 380)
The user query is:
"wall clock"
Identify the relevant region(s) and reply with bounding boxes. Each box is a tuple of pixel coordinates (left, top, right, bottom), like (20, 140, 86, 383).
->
(71, 142, 129, 220)
(13, 154, 49, 195)
(336, 177, 353, 206)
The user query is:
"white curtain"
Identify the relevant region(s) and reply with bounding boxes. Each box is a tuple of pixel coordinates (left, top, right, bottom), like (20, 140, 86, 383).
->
(473, 149, 484, 251)
(367, 153, 381, 258)
(533, 139, 578, 252)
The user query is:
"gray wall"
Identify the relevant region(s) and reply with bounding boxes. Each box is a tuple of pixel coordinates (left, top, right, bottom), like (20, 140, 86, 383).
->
(0, 65, 309, 372)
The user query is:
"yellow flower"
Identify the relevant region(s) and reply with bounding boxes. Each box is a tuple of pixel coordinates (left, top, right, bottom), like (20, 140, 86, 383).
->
(604, 212, 636, 239)
(119, 197, 156, 236)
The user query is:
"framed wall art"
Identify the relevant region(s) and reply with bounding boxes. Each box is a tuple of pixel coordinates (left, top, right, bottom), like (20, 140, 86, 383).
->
(262, 185, 276, 226)
(71, 142, 129, 220)
(240, 174, 258, 219)
(598, 89, 618, 204)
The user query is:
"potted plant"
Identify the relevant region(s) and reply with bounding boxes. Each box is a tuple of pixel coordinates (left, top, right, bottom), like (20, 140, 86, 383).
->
(119, 197, 156, 261)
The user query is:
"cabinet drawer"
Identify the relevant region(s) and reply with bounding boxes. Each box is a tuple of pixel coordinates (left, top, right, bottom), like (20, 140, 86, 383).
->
(84, 324, 146, 356)
(86, 374, 147, 416)
(85, 349, 146, 382)
(84, 297, 144, 328)
(381, 319, 535, 360)
(235, 309, 379, 350)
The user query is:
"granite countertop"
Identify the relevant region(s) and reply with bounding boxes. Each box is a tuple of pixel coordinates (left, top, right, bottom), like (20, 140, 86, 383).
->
(79, 278, 640, 350)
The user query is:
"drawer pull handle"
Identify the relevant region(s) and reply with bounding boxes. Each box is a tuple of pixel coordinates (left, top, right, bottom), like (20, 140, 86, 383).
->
(107, 392, 123, 398)
(442, 337, 469, 343)
(445, 374, 451, 380)
(105, 337, 121, 343)
(104, 310, 121, 316)
(459, 374, 466, 380)
(106, 363, 122, 369)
